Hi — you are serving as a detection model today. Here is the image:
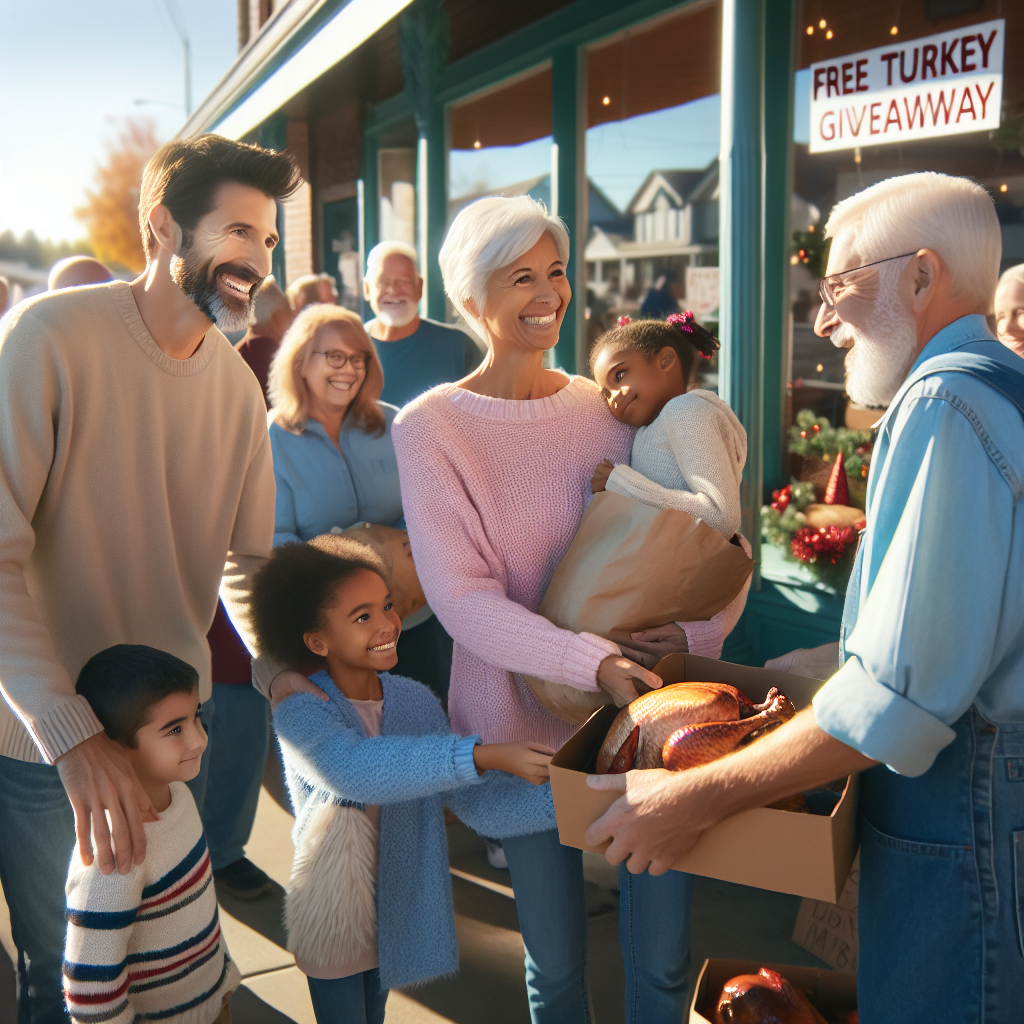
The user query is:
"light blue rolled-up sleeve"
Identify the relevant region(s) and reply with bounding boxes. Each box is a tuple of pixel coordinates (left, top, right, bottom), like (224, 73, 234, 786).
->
(273, 475, 302, 546)
(813, 394, 1013, 777)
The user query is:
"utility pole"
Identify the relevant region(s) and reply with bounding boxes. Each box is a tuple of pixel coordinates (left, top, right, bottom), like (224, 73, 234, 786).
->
(161, 0, 192, 117)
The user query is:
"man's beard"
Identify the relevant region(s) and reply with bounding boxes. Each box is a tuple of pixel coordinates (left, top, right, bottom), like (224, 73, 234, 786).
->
(375, 298, 418, 328)
(170, 239, 262, 332)
(834, 271, 918, 408)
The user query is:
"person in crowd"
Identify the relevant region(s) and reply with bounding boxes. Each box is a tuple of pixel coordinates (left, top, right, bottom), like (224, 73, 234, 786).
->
(47, 256, 114, 290)
(587, 172, 1024, 1024)
(994, 262, 1024, 359)
(384, 195, 729, 1024)
(235, 275, 294, 404)
(251, 535, 555, 1024)
(0, 133, 297, 1021)
(363, 240, 482, 408)
(638, 268, 682, 319)
(0, 275, 9, 315)
(288, 272, 339, 312)
(266, 304, 453, 703)
(65, 645, 239, 1024)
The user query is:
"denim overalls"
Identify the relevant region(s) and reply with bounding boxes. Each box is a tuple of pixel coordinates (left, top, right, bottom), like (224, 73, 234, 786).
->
(842, 355, 1024, 1023)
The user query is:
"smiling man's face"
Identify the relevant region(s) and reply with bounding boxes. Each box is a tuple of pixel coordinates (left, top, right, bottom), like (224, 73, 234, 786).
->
(366, 253, 422, 328)
(170, 181, 279, 331)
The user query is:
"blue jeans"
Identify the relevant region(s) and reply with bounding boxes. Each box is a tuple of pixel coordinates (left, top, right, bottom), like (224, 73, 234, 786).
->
(184, 695, 215, 814)
(199, 683, 270, 870)
(859, 707, 1024, 1023)
(0, 755, 75, 1024)
(306, 970, 388, 1024)
(503, 828, 692, 1024)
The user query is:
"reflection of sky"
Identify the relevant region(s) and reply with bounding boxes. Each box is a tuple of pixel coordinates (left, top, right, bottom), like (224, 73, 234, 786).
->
(586, 95, 721, 210)
(794, 68, 811, 144)
(449, 94, 722, 213)
(449, 137, 553, 201)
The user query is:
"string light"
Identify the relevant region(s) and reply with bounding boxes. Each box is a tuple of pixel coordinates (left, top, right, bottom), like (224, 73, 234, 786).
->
(816, 364, 824, 372)
(890, 26, 899, 35)
(819, 19, 826, 28)
(602, 96, 611, 105)
(1000, 184, 1009, 192)
(473, 140, 481, 149)
(826, 29, 833, 39)
(806, 25, 814, 34)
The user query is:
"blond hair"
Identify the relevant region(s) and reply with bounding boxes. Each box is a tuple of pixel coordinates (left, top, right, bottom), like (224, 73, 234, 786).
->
(267, 305, 385, 436)
(825, 172, 1001, 313)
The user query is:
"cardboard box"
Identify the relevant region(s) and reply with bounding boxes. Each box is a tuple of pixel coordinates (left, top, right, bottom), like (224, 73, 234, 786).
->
(549, 653, 859, 902)
(689, 958, 857, 1024)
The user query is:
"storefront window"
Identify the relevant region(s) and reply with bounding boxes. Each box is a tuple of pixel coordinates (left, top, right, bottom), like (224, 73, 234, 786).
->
(768, 0, 1024, 591)
(583, 2, 722, 375)
(378, 146, 417, 247)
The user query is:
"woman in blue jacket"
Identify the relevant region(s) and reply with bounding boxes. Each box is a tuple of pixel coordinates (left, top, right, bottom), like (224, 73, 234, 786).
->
(266, 305, 451, 702)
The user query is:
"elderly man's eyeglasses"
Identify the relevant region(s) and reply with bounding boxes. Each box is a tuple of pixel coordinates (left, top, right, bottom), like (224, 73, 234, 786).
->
(312, 350, 368, 370)
(818, 252, 918, 307)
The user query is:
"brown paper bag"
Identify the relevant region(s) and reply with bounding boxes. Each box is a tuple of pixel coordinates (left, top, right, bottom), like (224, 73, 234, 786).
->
(526, 491, 753, 722)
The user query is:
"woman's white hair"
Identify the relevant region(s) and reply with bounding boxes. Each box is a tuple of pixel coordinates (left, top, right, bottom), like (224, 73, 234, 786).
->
(997, 263, 1024, 291)
(439, 195, 570, 340)
(825, 172, 1001, 312)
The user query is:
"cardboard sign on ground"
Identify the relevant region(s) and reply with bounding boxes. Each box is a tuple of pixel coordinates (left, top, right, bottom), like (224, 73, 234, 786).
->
(792, 852, 860, 974)
(526, 492, 753, 723)
(689, 959, 857, 1024)
(549, 653, 859, 903)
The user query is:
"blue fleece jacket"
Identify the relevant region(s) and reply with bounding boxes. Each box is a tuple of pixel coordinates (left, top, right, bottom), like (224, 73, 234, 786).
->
(272, 670, 556, 989)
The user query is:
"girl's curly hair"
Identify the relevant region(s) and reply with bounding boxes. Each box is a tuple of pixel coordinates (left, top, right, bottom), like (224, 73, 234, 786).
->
(590, 311, 719, 385)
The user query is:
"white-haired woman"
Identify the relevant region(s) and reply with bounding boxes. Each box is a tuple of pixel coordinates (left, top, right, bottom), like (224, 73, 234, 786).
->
(391, 196, 697, 1024)
(266, 305, 453, 702)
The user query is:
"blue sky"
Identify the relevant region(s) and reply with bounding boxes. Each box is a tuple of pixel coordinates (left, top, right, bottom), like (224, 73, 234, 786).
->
(0, 0, 237, 242)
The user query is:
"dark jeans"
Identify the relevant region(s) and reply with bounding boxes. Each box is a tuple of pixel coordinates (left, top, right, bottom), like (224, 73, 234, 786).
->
(859, 706, 1024, 1023)
(306, 970, 387, 1024)
(502, 827, 692, 1024)
(393, 614, 453, 708)
(0, 755, 75, 1024)
(199, 683, 270, 870)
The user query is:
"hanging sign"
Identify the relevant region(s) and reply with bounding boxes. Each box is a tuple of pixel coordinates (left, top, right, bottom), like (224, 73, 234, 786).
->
(809, 20, 1004, 153)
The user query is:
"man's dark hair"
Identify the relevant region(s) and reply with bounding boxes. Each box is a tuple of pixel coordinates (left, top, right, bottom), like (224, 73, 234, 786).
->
(250, 536, 389, 670)
(138, 134, 302, 260)
(76, 645, 199, 748)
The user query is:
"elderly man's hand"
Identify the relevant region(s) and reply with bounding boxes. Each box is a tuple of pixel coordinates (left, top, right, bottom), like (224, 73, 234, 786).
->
(584, 768, 716, 875)
(764, 642, 840, 681)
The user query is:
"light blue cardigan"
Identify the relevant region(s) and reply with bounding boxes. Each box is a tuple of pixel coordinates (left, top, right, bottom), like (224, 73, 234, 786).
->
(270, 402, 404, 546)
(272, 670, 556, 989)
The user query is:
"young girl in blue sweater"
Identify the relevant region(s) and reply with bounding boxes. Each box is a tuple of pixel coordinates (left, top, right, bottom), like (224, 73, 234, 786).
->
(250, 535, 557, 1024)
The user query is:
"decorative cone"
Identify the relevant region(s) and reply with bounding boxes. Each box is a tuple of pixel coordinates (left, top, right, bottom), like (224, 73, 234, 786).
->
(824, 451, 850, 506)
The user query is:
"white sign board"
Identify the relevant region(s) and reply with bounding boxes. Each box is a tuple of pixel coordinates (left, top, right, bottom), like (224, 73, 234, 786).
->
(809, 20, 1004, 153)
(685, 266, 719, 323)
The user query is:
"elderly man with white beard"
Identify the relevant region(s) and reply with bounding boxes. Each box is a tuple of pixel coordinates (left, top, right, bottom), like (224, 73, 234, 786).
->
(363, 240, 482, 407)
(586, 172, 1024, 1023)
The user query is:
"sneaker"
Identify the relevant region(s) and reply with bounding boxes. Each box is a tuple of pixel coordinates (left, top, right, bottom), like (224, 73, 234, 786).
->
(213, 858, 274, 900)
(485, 840, 508, 870)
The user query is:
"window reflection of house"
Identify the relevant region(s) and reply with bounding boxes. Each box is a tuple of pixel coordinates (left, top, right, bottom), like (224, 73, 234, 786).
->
(585, 161, 719, 314)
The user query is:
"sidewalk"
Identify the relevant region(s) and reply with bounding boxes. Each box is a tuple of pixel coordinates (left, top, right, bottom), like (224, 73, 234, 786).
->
(0, 766, 830, 1023)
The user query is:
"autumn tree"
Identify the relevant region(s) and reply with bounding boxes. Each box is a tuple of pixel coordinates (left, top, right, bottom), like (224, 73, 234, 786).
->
(75, 117, 161, 273)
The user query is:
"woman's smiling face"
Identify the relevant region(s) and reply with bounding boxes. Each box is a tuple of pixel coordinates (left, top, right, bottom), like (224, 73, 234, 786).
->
(301, 324, 367, 417)
(473, 233, 570, 353)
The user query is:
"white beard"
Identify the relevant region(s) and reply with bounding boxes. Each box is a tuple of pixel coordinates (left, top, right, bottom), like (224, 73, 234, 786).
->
(374, 299, 418, 328)
(834, 272, 919, 408)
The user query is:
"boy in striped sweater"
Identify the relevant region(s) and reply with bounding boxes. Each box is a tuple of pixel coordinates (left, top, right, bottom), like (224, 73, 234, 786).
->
(63, 646, 241, 1024)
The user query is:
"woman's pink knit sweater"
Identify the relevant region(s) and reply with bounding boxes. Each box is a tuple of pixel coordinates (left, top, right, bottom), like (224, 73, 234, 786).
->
(393, 376, 739, 750)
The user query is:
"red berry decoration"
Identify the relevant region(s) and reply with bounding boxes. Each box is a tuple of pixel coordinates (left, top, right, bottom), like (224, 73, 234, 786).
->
(769, 485, 792, 512)
(824, 451, 850, 506)
(791, 525, 854, 566)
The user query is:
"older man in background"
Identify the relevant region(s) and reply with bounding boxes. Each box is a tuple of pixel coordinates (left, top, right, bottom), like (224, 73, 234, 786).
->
(363, 241, 481, 407)
(235, 275, 293, 405)
(587, 173, 1024, 1023)
(47, 256, 114, 290)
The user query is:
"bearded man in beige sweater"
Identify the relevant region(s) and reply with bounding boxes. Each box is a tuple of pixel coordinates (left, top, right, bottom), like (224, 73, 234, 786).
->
(0, 134, 299, 1022)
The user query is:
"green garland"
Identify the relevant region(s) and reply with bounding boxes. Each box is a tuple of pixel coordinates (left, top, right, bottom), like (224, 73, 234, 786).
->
(788, 409, 872, 478)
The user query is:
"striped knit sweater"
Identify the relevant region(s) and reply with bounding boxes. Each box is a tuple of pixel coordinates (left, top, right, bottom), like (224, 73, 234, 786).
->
(63, 782, 241, 1024)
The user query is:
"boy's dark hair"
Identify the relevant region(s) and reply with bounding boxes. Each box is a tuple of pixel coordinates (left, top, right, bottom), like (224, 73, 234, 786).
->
(75, 645, 199, 748)
(590, 315, 720, 386)
(138, 134, 302, 260)
(250, 536, 389, 670)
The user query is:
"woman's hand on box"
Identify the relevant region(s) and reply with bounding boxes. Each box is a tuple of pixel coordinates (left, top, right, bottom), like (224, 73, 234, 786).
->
(474, 740, 556, 785)
(597, 656, 662, 706)
(590, 460, 615, 493)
